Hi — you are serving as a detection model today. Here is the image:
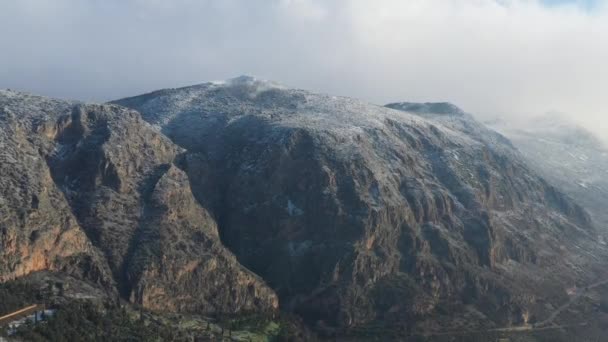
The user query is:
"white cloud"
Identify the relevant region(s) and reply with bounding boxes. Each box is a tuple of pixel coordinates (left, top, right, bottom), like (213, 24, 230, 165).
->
(1, 0, 607, 137)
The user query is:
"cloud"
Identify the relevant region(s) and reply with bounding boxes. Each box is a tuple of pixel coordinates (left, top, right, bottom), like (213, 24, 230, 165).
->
(1, 0, 607, 137)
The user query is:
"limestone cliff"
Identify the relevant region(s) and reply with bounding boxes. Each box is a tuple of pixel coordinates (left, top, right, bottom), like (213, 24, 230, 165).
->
(0, 89, 278, 315)
(128, 165, 278, 313)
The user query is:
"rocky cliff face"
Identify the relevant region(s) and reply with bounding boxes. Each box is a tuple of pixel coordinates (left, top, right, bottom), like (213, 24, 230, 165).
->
(0, 89, 277, 315)
(113, 77, 607, 331)
(128, 164, 278, 313)
(0, 92, 112, 286)
(2, 79, 607, 336)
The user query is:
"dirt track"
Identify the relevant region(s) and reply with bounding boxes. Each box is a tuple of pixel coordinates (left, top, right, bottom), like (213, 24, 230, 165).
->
(423, 277, 608, 337)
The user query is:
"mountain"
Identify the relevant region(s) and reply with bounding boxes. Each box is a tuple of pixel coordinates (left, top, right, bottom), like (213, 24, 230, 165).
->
(110, 77, 608, 335)
(0, 91, 112, 286)
(0, 89, 278, 316)
(489, 115, 608, 231)
(2, 79, 608, 339)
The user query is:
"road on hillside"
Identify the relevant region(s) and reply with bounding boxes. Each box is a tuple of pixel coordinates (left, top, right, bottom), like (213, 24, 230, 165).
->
(422, 277, 608, 337)
(534, 277, 608, 328)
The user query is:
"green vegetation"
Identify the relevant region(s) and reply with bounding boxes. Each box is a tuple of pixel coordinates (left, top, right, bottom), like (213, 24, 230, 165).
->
(14, 301, 183, 342)
(221, 312, 309, 341)
(0, 281, 43, 315)
(9, 300, 310, 341)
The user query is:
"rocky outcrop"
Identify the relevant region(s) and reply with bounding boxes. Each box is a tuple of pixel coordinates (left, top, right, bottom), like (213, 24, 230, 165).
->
(0, 92, 111, 286)
(42, 102, 182, 294)
(128, 165, 279, 313)
(0, 89, 278, 315)
(115, 77, 607, 331)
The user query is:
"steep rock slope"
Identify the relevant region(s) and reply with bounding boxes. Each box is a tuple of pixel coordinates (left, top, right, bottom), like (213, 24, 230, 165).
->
(129, 164, 278, 313)
(114, 78, 607, 331)
(488, 115, 608, 230)
(0, 91, 112, 285)
(0, 89, 278, 314)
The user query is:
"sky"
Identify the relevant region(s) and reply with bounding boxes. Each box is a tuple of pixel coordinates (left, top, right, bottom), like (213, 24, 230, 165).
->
(0, 0, 607, 136)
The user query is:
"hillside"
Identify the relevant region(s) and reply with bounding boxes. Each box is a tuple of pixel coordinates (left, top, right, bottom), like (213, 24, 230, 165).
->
(0, 89, 278, 318)
(112, 77, 608, 335)
(1, 79, 607, 339)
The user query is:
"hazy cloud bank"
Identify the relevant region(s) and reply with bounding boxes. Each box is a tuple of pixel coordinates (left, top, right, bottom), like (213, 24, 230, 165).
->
(1, 0, 607, 137)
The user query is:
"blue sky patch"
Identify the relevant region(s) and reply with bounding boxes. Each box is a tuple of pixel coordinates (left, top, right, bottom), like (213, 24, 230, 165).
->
(541, 0, 599, 10)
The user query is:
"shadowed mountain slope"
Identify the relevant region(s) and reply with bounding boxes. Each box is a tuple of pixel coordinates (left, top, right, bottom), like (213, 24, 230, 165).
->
(112, 78, 608, 332)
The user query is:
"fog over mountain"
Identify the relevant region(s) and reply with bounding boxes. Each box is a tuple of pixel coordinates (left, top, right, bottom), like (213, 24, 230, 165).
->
(489, 114, 608, 229)
(1, 0, 607, 139)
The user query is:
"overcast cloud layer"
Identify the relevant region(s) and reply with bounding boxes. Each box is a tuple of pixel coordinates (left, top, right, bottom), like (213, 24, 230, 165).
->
(1, 0, 607, 136)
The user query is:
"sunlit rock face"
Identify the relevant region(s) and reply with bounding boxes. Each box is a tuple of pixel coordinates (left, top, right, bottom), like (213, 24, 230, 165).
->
(0, 91, 112, 286)
(0, 89, 278, 315)
(113, 78, 606, 330)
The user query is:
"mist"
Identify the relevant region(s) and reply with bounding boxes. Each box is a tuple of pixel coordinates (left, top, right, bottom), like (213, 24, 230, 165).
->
(1, 0, 607, 138)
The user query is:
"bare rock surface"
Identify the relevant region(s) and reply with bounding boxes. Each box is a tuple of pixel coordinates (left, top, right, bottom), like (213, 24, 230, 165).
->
(0, 89, 277, 315)
(0, 90, 112, 286)
(113, 78, 608, 331)
(1, 78, 606, 336)
(129, 164, 278, 313)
